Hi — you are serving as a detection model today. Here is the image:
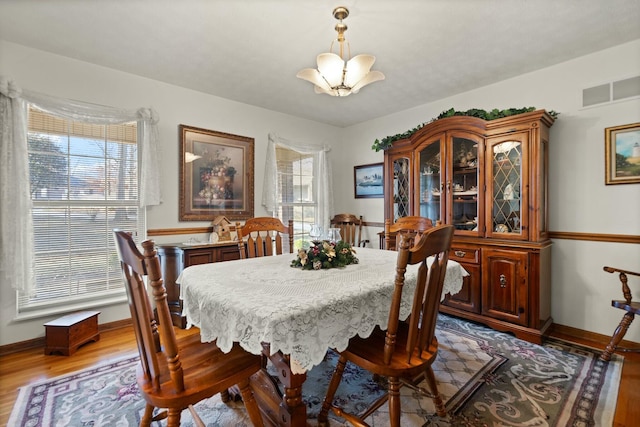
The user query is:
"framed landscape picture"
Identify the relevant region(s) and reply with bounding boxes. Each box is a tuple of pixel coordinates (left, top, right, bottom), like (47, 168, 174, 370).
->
(354, 163, 384, 198)
(179, 125, 254, 220)
(605, 122, 640, 185)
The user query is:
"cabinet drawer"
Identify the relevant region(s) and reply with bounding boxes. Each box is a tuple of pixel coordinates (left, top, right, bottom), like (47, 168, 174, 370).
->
(184, 249, 215, 266)
(449, 246, 480, 264)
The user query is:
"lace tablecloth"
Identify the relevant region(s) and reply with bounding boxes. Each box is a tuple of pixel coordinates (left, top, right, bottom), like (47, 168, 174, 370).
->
(178, 247, 467, 374)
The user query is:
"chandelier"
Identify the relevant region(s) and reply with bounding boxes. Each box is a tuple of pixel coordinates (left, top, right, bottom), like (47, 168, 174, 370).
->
(296, 6, 385, 97)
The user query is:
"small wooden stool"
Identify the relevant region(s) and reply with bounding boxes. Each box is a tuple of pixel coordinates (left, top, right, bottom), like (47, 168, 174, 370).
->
(44, 311, 100, 356)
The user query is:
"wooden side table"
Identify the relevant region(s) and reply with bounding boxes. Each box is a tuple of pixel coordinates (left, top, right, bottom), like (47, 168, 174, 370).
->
(44, 311, 100, 356)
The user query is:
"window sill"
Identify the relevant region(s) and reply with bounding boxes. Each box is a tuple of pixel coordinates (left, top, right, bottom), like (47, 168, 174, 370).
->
(13, 294, 128, 322)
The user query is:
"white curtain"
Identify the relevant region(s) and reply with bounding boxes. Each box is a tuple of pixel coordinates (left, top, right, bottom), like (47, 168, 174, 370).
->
(0, 78, 33, 292)
(18, 88, 162, 207)
(0, 76, 161, 293)
(263, 133, 333, 232)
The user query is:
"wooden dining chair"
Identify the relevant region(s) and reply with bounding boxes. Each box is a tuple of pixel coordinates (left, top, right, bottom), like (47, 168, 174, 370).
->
(236, 217, 294, 258)
(235, 217, 294, 368)
(599, 266, 640, 362)
(318, 224, 455, 427)
(384, 216, 434, 250)
(330, 213, 368, 247)
(113, 230, 264, 427)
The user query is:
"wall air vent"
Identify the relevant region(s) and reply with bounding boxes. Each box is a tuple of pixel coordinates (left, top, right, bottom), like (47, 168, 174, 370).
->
(612, 75, 640, 101)
(582, 75, 640, 107)
(583, 84, 610, 107)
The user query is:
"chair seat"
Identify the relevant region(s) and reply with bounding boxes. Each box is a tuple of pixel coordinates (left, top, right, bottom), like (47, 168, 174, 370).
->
(612, 300, 640, 315)
(137, 332, 262, 409)
(341, 325, 439, 379)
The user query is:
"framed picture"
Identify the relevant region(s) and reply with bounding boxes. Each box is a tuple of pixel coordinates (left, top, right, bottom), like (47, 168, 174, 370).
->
(605, 122, 640, 185)
(354, 163, 384, 198)
(179, 125, 254, 220)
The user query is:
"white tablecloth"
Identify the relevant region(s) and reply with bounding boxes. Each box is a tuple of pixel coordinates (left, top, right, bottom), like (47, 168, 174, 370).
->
(178, 247, 467, 374)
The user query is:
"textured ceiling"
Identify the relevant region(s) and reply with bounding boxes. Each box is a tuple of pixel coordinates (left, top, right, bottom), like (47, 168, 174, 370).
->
(1, 0, 639, 127)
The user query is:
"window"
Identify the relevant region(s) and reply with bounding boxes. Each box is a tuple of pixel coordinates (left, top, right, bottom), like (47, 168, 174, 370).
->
(19, 107, 144, 314)
(275, 146, 315, 249)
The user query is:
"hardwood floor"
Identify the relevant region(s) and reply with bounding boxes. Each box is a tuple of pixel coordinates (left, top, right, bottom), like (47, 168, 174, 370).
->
(0, 324, 637, 426)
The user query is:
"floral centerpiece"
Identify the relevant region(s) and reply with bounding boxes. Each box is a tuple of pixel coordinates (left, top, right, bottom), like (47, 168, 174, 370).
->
(291, 240, 358, 270)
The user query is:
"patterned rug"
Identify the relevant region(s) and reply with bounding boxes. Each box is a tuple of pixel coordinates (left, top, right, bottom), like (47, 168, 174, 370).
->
(9, 314, 622, 427)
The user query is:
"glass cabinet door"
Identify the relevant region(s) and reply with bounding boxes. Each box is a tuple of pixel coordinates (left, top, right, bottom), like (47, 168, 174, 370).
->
(392, 156, 410, 221)
(450, 136, 480, 235)
(488, 137, 526, 238)
(418, 139, 442, 225)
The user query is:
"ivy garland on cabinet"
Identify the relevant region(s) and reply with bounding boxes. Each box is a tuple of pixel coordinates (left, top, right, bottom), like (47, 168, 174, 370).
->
(372, 107, 559, 152)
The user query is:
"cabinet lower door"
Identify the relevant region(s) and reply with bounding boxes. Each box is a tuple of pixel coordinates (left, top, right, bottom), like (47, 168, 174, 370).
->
(481, 249, 528, 326)
(443, 263, 480, 313)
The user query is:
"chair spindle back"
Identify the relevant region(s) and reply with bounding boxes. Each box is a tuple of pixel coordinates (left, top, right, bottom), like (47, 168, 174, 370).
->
(384, 224, 454, 365)
(236, 217, 294, 258)
(114, 230, 184, 393)
(384, 216, 434, 250)
(330, 213, 364, 247)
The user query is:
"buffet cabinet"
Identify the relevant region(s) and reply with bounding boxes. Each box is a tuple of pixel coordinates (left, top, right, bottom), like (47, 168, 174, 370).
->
(383, 110, 554, 343)
(156, 241, 240, 328)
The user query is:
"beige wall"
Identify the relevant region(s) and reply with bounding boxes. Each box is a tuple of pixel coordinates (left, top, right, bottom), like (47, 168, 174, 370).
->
(1, 38, 639, 346)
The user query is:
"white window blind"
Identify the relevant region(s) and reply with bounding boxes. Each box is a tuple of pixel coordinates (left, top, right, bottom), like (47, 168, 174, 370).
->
(275, 146, 315, 250)
(19, 107, 144, 313)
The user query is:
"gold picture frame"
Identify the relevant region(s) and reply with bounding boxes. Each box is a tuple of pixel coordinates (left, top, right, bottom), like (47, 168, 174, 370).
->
(605, 122, 640, 185)
(179, 125, 254, 220)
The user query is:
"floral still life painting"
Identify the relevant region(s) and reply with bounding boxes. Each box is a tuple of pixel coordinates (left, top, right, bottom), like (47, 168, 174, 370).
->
(179, 125, 254, 220)
(198, 148, 237, 203)
(291, 240, 358, 270)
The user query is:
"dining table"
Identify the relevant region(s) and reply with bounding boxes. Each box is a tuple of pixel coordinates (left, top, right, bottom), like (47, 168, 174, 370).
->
(178, 246, 468, 426)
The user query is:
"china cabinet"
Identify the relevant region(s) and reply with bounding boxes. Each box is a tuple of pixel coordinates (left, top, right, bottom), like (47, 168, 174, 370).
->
(383, 110, 554, 343)
(156, 241, 240, 328)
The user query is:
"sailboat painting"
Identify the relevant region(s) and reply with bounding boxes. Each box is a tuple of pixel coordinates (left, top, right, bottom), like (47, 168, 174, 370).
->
(354, 163, 384, 198)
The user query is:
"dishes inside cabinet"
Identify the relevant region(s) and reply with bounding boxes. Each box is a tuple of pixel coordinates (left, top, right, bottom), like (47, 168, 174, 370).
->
(495, 224, 509, 233)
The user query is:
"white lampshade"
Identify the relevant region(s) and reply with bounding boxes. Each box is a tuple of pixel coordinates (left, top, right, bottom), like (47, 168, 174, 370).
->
(351, 70, 385, 93)
(344, 54, 376, 87)
(316, 53, 345, 88)
(296, 68, 332, 92)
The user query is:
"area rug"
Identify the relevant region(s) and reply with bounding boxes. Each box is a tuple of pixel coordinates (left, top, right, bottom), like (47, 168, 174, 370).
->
(9, 314, 622, 427)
